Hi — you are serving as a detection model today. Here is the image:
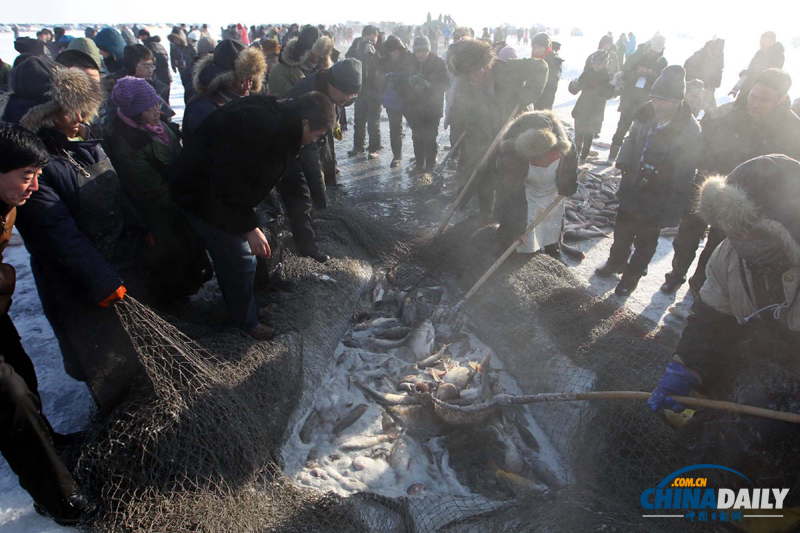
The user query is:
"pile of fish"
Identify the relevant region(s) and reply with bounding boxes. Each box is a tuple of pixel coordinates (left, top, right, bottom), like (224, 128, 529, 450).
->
(559, 171, 621, 261)
(283, 273, 571, 500)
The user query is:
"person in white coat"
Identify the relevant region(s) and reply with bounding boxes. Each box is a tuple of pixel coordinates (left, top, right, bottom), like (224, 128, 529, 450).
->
(493, 110, 579, 256)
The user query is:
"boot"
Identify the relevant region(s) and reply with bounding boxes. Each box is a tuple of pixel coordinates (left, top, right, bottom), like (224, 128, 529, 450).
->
(245, 323, 277, 341)
(595, 261, 625, 277)
(34, 492, 96, 527)
(660, 273, 684, 294)
(599, 144, 621, 166)
(300, 245, 329, 264)
(615, 271, 642, 296)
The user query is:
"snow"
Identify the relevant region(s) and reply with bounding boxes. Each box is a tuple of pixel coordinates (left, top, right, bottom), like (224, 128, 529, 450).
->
(1, 27, 798, 529)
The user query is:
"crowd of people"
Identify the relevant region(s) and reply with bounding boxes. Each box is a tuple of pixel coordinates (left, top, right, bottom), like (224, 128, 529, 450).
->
(0, 17, 798, 528)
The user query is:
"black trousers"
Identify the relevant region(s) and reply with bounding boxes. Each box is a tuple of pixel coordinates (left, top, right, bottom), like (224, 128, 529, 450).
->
(667, 211, 726, 290)
(575, 132, 594, 160)
(386, 110, 403, 159)
(0, 314, 76, 511)
(353, 96, 382, 152)
(611, 110, 635, 146)
(180, 68, 195, 104)
(410, 118, 440, 172)
(277, 168, 317, 254)
(607, 209, 662, 275)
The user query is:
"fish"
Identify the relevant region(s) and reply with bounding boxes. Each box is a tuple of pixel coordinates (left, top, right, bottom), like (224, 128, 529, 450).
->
(560, 243, 586, 261)
(332, 404, 369, 436)
(442, 365, 475, 390)
(416, 343, 450, 368)
(437, 382, 460, 401)
(372, 277, 393, 303)
(391, 346, 417, 363)
(480, 353, 493, 401)
(513, 415, 540, 452)
(563, 228, 611, 240)
(353, 317, 401, 332)
(389, 435, 412, 471)
(299, 410, 321, 444)
(353, 378, 420, 406)
(490, 460, 548, 494)
(336, 433, 395, 451)
(660, 227, 679, 237)
(373, 326, 412, 340)
(400, 297, 418, 326)
(368, 336, 408, 350)
(406, 320, 435, 361)
(407, 483, 426, 495)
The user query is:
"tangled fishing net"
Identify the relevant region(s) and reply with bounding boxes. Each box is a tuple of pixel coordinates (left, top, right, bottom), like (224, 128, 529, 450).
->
(70, 202, 729, 532)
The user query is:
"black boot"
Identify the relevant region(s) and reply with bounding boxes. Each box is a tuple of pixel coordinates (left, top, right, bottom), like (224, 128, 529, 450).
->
(595, 261, 625, 277)
(300, 246, 329, 264)
(34, 492, 96, 527)
(615, 271, 642, 296)
(660, 272, 685, 294)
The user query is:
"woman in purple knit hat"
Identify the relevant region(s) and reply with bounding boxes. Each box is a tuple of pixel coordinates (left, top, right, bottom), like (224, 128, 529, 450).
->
(105, 76, 212, 304)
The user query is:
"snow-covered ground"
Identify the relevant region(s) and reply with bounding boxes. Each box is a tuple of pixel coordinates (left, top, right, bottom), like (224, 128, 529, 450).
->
(1, 27, 798, 530)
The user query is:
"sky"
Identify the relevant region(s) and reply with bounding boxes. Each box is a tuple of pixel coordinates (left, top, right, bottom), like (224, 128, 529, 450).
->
(2, 0, 797, 39)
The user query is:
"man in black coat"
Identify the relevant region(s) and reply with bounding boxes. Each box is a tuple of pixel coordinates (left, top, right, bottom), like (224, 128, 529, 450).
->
(531, 32, 563, 110)
(169, 92, 336, 341)
(281, 59, 362, 263)
(683, 38, 724, 108)
(597, 66, 702, 296)
(346, 25, 383, 158)
(403, 36, 449, 173)
(730, 31, 785, 97)
(138, 29, 172, 101)
(661, 68, 800, 295)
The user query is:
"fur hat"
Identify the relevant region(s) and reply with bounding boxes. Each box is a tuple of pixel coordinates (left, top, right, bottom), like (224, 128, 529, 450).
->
(500, 110, 572, 159)
(194, 39, 266, 95)
(261, 37, 280, 57)
(384, 35, 407, 53)
(0, 57, 102, 134)
(281, 34, 334, 70)
(699, 155, 800, 265)
(447, 37, 495, 76)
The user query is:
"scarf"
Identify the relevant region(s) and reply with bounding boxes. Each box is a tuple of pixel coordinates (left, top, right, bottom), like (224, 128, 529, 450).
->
(530, 148, 562, 167)
(532, 47, 552, 59)
(117, 108, 171, 148)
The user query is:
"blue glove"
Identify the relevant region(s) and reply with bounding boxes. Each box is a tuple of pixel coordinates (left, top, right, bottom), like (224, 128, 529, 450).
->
(647, 362, 700, 413)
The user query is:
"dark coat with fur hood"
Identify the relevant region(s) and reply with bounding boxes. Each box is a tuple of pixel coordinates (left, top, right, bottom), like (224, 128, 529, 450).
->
(615, 101, 702, 227)
(170, 95, 304, 234)
(493, 111, 579, 247)
(269, 35, 334, 97)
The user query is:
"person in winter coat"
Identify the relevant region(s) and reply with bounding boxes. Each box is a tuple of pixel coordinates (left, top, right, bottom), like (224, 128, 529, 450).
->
(531, 33, 562, 110)
(168, 28, 196, 104)
(55, 49, 101, 84)
(615, 33, 627, 69)
(281, 59, 362, 262)
(625, 32, 636, 57)
(118, 44, 171, 104)
(648, 155, 800, 508)
(169, 92, 336, 341)
(493, 110, 579, 256)
(183, 39, 267, 140)
(1, 57, 148, 411)
(596, 34, 620, 74)
(269, 26, 334, 98)
(730, 31, 785, 98)
(66, 38, 103, 74)
(446, 37, 549, 221)
(606, 34, 668, 164)
(662, 68, 800, 295)
(0, 123, 96, 527)
(596, 66, 702, 296)
(402, 36, 450, 174)
(683, 38, 724, 110)
(94, 27, 126, 74)
(138, 29, 172, 100)
(346, 25, 383, 158)
(105, 77, 212, 303)
(570, 49, 616, 163)
(380, 35, 410, 168)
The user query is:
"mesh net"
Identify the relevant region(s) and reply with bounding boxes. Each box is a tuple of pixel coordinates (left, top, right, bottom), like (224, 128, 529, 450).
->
(71, 202, 729, 532)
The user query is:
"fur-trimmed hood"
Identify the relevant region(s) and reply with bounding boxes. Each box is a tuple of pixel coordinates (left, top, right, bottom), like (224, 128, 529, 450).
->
(0, 63, 102, 134)
(499, 110, 572, 159)
(447, 37, 495, 77)
(168, 32, 187, 48)
(279, 35, 334, 70)
(193, 46, 266, 96)
(699, 155, 800, 265)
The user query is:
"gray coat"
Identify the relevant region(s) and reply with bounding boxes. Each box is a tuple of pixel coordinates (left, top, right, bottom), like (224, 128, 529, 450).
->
(615, 102, 702, 227)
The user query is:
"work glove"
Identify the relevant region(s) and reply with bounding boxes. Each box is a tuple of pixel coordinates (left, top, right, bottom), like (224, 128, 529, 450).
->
(647, 362, 700, 413)
(363, 43, 376, 56)
(333, 125, 343, 141)
(99, 285, 127, 307)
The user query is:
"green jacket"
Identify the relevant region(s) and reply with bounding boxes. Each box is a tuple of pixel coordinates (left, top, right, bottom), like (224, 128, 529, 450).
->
(104, 117, 211, 301)
(268, 62, 304, 97)
(0, 62, 11, 87)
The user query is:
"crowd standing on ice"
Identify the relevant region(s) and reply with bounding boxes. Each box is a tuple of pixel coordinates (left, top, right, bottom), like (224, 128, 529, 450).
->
(0, 16, 799, 527)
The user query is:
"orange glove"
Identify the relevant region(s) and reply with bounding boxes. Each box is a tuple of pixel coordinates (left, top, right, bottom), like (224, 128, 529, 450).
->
(99, 286, 127, 307)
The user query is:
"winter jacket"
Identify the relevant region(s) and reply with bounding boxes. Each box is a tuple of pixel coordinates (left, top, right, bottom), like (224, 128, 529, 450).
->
(615, 102, 702, 227)
(142, 35, 172, 87)
(268, 41, 305, 97)
(94, 28, 126, 70)
(402, 52, 449, 122)
(739, 42, 785, 93)
(346, 37, 382, 99)
(535, 51, 563, 110)
(618, 43, 667, 115)
(492, 111, 578, 248)
(168, 32, 195, 75)
(104, 116, 212, 301)
(452, 58, 549, 175)
(183, 90, 242, 141)
(169, 95, 304, 234)
(378, 51, 410, 112)
(684, 40, 724, 90)
(570, 64, 615, 134)
(699, 96, 800, 177)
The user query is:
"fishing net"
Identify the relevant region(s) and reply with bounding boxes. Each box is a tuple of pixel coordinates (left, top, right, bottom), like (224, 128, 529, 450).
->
(70, 196, 730, 532)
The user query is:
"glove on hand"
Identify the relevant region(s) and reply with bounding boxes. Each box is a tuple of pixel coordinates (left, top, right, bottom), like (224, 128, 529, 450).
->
(647, 362, 700, 413)
(99, 286, 127, 307)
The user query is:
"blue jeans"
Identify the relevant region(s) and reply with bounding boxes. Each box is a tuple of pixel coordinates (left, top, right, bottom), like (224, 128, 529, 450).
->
(182, 210, 258, 329)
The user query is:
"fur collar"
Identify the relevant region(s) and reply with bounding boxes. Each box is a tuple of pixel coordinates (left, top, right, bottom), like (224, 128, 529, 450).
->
(193, 46, 266, 96)
(168, 32, 187, 47)
(500, 110, 571, 159)
(279, 36, 334, 69)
